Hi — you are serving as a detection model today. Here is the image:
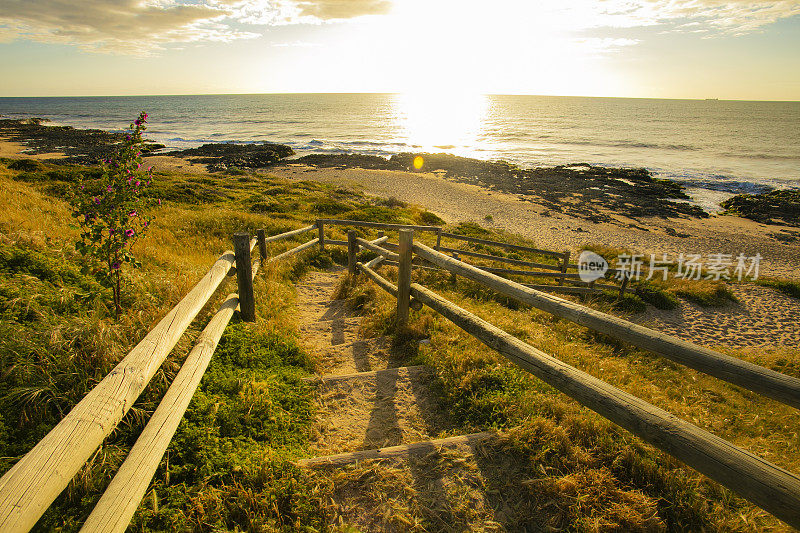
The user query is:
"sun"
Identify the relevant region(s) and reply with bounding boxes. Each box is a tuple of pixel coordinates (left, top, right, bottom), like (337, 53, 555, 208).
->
(392, 90, 489, 158)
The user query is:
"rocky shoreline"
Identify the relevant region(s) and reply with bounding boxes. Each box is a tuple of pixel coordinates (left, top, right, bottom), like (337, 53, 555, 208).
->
(0, 118, 164, 164)
(3, 116, 797, 227)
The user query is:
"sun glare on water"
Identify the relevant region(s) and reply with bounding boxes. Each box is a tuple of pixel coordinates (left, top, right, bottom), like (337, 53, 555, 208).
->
(392, 91, 489, 158)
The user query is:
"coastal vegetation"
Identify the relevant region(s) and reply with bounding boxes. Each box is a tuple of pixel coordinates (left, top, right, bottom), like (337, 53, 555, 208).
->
(0, 124, 797, 529)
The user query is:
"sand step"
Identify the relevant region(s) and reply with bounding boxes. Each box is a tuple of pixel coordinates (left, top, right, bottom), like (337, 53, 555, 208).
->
(303, 365, 427, 383)
(298, 432, 496, 468)
(309, 363, 454, 455)
(298, 316, 362, 347)
(313, 336, 404, 374)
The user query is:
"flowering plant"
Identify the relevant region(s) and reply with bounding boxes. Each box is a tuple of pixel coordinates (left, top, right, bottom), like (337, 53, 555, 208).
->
(70, 112, 158, 317)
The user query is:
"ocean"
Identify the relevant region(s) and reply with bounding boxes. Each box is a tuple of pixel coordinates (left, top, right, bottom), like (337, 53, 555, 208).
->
(1, 93, 798, 211)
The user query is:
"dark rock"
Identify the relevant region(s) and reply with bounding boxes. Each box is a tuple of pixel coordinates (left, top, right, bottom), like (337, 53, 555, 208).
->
(165, 142, 294, 171)
(721, 189, 800, 227)
(0, 118, 163, 164)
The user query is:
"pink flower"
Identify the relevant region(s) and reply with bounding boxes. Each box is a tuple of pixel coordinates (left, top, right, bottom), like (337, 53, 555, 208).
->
(106, 185, 113, 192)
(111, 261, 121, 270)
(109, 229, 115, 235)
(125, 229, 135, 238)
(157, 199, 162, 206)
(94, 197, 100, 204)
(129, 210, 137, 217)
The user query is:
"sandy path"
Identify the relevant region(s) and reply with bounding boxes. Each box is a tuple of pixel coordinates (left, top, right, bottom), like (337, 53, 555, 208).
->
(294, 269, 454, 456)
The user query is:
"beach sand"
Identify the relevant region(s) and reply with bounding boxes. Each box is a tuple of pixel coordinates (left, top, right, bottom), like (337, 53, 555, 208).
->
(5, 145, 800, 349)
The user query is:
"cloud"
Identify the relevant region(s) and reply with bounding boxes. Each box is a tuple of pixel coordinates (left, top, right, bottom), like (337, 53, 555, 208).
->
(594, 0, 800, 34)
(0, 0, 396, 53)
(0, 0, 262, 54)
(1, 0, 796, 56)
(294, 0, 391, 19)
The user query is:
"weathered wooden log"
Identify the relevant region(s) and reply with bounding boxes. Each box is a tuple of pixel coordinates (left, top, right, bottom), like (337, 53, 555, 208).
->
(298, 432, 495, 468)
(522, 284, 599, 294)
(256, 229, 268, 260)
(357, 261, 423, 311)
(480, 266, 583, 278)
(439, 232, 565, 258)
(347, 230, 358, 276)
(262, 224, 316, 244)
(0, 250, 239, 533)
(265, 238, 320, 265)
(80, 294, 240, 533)
(437, 246, 563, 271)
(315, 219, 441, 232)
(413, 242, 800, 410)
(409, 283, 800, 528)
(558, 251, 571, 286)
(396, 230, 413, 326)
(317, 220, 325, 250)
(355, 237, 400, 262)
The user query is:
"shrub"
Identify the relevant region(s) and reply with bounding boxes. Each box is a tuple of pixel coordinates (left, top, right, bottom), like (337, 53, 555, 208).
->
(69, 112, 158, 317)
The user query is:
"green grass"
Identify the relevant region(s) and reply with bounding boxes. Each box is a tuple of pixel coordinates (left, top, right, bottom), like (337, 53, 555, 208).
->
(757, 277, 800, 299)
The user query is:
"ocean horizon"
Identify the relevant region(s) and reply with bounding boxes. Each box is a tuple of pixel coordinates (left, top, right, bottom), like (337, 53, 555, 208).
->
(2, 93, 798, 211)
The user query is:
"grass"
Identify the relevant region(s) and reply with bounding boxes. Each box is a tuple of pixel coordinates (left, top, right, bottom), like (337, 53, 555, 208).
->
(2, 155, 798, 531)
(757, 277, 800, 300)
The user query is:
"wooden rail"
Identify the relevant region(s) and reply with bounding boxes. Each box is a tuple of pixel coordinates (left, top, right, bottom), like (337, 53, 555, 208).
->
(0, 221, 320, 533)
(355, 237, 400, 262)
(439, 231, 565, 258)
(408, 283, 800, 528)
(0, 249, 241, 533)
(315, 219, 630, 297)
(315, 219, 442, 233)
(413, 242, 800, 410)
(80, 294, 241, 533)
(84, 248, 271, 532)
(438, 246, 563, 271)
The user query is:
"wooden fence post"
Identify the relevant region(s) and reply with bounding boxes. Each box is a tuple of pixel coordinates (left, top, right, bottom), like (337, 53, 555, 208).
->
(317, 220, 326, 250)
(256, 229, 267, 260)
(558, 251, 570, 286)
(347, 230, 358, 276)
(435, 228, 442, 251)
(233, 233, 255, 322)
(397, 229, 413, 326)
(618, 273, 630, 299)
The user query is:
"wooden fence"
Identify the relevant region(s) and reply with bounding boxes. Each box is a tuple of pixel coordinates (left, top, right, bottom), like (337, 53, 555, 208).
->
(315, 219, 633, 297)
(3, 218, 800, 530)
(0, 224, 320, 533)
(320, 219, 800, 529)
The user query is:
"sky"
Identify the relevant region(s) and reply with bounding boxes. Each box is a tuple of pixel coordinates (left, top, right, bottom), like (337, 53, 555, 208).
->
(0, 0, 799, 100)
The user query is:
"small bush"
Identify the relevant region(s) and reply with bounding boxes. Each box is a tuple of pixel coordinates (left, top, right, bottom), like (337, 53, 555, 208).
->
(756, 278, 800, 299)
(635, 281, 679, 310)
(310, 198, 352, 215)
(416, 210, 445, 226)
(8, 159, 41, 172)
(377, 196, 407, 208)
